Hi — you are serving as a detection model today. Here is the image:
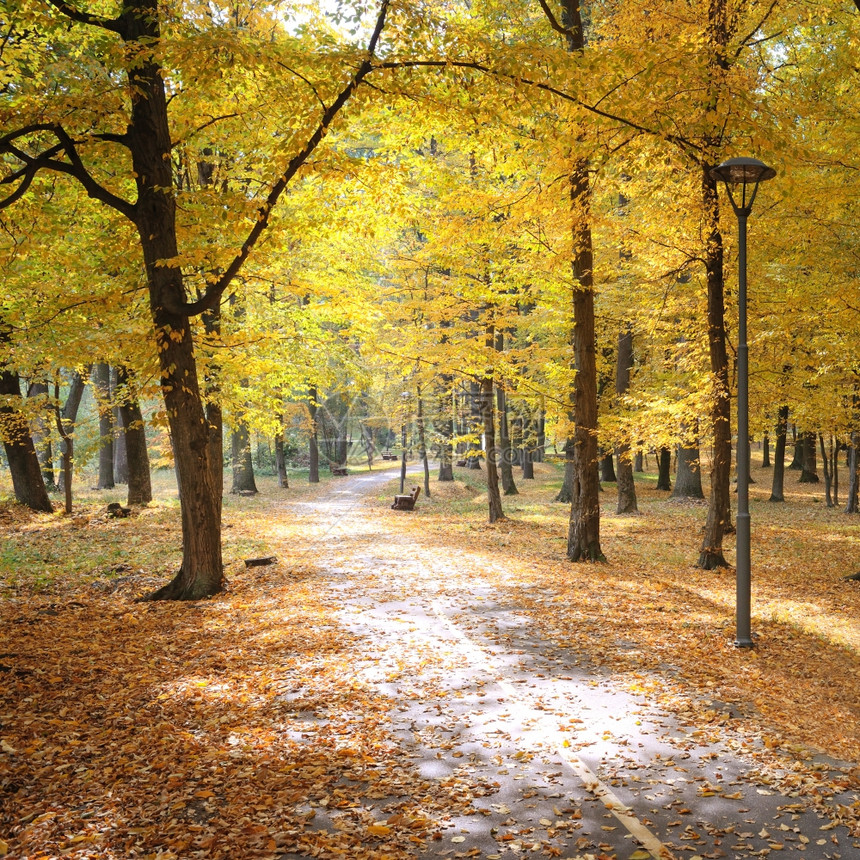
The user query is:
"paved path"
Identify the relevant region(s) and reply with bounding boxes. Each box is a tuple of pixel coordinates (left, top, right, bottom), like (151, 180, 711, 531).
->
(280, 470, 858, 860)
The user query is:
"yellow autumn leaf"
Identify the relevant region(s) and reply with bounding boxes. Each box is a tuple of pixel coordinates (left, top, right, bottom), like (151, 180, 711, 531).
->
(367, 824, 392, 837)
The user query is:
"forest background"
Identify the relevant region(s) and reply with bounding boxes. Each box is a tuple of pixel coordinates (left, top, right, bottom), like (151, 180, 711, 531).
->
(2, 0, 860, 594)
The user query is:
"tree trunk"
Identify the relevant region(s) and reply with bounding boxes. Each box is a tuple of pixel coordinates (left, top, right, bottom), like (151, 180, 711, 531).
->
(123, 2, 221, 599)
(761, 431, 771, 468)
(56, 369, 88, 499)
(615, 326, 638, 513)
(788, 431, 803, 469)
(495, 331, 518, 496)
(845, 432, 859, 514)
(799, 431, 819, 483)
(770, 405, 788, 502)
(566, 154, 604, 562)
(819, 434, 833, 507)
(115, 366, 152, 506)
(308, 388, 320, 484)
(231, 419, 258, 494)
(467, 381, 482, 469)
(27, 381, 55, 491)
(697, 166, 731, 569)
(93, 362, 115, 490)
(481, 367, 504, 523)
(536, 399, 546, 463)
(671, 425, 705, 500)
(656, 447, 672, 491)
(0, 355, 52, 512)
(111, 366, 129, 484)
(417, 387, 430, 498)
(437, 383, 454, 481)
(275, 435, 289, 487)
(600, 452, 616, 483)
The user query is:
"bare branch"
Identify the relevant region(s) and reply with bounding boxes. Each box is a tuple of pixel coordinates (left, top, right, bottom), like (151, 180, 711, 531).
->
(46, 0, 121, 32)
(536, 0, 577, 39)
(177, 0, 392, 317)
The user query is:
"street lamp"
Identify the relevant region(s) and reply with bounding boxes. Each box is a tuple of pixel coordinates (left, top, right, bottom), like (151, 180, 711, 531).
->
(709, 157, 776, 648)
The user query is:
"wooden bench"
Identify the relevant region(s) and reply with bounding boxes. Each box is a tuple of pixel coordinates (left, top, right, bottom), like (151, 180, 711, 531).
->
(331, 466, 348, 476)
(455, 459, 468, 467)
(391, 486, 420, 511)
(381, 452, 398, 461)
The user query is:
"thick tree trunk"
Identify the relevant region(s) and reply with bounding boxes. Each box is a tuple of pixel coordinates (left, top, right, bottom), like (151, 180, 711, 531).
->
(0, 357, 52, 512)
(656, 446, 672, 491)
(770, 406, 788, 501)
(671, 426, 705, 500)
(799, 431, 819, 483)
(308, 388, 320, 484)
(845, 432, 859, 514)
(120, 2, 221, 599)
(697, 167, 731, 569)
(115, 366, 152, 506)
(600, 452, 616, 483)
(93, 362, 115, 490)
(615, 326, 638, 514)
(566, 156, 604, 562)
(761, 431, 771, 468)
(555, 435, 575, 503)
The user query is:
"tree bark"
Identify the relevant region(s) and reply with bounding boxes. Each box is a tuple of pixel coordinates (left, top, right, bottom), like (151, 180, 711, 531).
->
(845, 431, 859, 514)
(275, 435, 289, 487)
(93, 362, 115, 490)
(231, 418, 258, 494)
(417, 387, 431, 498)
(769, 405, 788, 502)
(308, 387, 320, 483)
(600, 452, 616, 483)
(481, 368, 504, 523)
(27, 381, 55, 490)
(697, 165, 731, 569)
(671, 423, 705, 500)
(56, 369, 88, 499)
(799, 431, 819, 483)
(115, 366, 152, 506)
(656, 446, 672, 491)
(110, 366, 129, 484)
(615, 326, 637, 514)
(566, 155, 604, 562)
(0, 355, 52, 512)
(437, 383, 454, 481)
(819, 434, 833, 507)
(761, 431, 771, 468)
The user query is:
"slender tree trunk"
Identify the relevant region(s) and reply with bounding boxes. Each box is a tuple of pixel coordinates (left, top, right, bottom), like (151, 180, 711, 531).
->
(115, 366, 152, 506)
(308, 387, 320, 484)
(656, 447, 672, 491)
(495, 331, 518, 495)
(481, 365, 504, 523)
(56, 369, 88, 498)
(770, 405, 788, 502)
(833, 436, 839, 507)
(0, 351, 52, 512)
(536, 399, 546, 462)
(762, 431, 771, 468)
(467, 381, 482, 469)
(845, 432, 859, 514)
(417, 387, 430, 498)
(53, 384, 73, 515)
(789, 429, 803, 469)
(615, 326, 637, 513)
(93, 362, 115, 490)
(27, 381, 55, 490)
(437, 383, 454, 481)
(819, 434, 833, 507)
(110, 366, 129, 484)
(697, 165, 731, 569)
(275, 435, 289, 487)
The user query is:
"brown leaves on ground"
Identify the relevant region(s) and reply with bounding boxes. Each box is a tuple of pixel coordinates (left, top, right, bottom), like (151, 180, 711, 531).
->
(1, 460, 859, 857)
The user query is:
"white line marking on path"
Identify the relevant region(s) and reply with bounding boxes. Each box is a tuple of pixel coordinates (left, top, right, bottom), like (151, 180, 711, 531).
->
(431, 601, 677, 860)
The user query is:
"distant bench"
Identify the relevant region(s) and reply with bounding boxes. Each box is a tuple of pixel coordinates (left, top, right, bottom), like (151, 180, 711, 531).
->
(331, 466, 348, 476)
(392, 486, 420, 511)
(381, 452, 398, 461)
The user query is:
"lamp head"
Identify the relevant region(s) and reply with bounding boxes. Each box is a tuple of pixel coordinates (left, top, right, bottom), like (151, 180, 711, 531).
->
(709, 157, 775, 216)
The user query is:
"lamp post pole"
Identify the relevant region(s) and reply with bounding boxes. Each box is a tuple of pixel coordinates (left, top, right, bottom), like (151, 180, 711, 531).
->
(709, 157, 775, 649)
